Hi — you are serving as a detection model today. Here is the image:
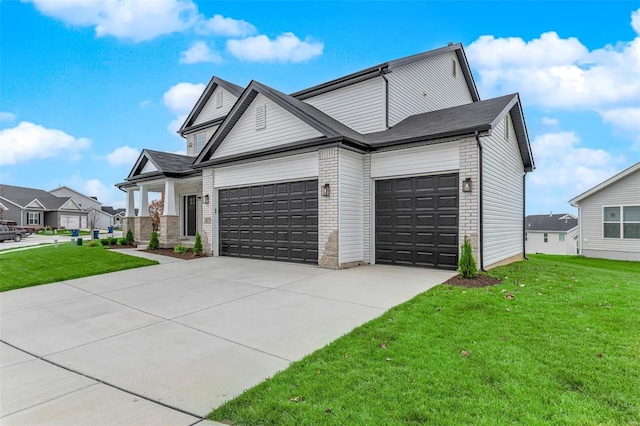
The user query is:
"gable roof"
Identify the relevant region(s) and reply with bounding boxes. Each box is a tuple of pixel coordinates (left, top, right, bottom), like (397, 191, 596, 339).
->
(126, 149, 199, 182)
(194, 80, 368, 166)
(291, 43, 480, 103)
(178, 76, 244, 135)
(0, 184, 79, 210)
(49, 185, 103, 206)
(102, 206, 126, 216)
(526, 214, 578, 232)
(569, 161, 640, 206)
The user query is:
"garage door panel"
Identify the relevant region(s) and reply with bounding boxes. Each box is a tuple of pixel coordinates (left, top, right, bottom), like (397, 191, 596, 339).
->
(219, 179, 318, 264)
(375, 173, 458, 270)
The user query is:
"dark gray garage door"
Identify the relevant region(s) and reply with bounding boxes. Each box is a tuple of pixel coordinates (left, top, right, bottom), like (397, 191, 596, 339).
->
(375, 173, 458, 269)
(219, 180, 318, 264)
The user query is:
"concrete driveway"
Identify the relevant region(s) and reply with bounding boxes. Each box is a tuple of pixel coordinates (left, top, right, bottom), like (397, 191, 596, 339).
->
(0, 255, 454, 425)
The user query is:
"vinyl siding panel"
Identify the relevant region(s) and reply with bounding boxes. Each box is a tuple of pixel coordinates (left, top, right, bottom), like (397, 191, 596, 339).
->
(388, 52, 474, 126)
(526, 230, 578, 255)
(339, 149, 364, 264)
(186, 125, 219, 156)
(482, 115, 524, 267)
(578, 169, 640, 259)
(49, 188, 102, 211)
(304, 78, 386, 134)
(213, 153, 319, 188)
(193, 87, 237, 126)
(212, 94, 324, 160)
(371, 142, 460, 178)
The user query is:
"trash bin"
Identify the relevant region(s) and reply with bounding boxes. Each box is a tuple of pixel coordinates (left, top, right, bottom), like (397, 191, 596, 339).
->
(93, 230, 100, 240)
(71, 229, 79, 237)
(108, 226, 113, 234)
(77, 238, 83, 246)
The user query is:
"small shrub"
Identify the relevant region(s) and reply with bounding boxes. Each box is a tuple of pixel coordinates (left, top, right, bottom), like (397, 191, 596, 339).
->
(124, 229, 134, 246)
(174, 245, 189, 254)
(193, 232, 203, 256)
(88, 240, 97, 247)
(108, 237, 118, 245)
(148, 231, 159, 250)
(100, 238, 110, 246)
(116, 238, 125, 245)
(458, 235, 478, 279)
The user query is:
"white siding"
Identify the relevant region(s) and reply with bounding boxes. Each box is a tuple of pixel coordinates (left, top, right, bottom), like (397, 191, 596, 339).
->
(483, 114, 525, 267)
(339, 149, 364, 264)
(304, 78, 386, 134)
(193, 87, 237, 126)
(371, 142, 459, 178)
(141, 161, 158, 174)
(213, 153, 318, 188)
(388, 52, 474, 126)
(526, 230, 578, 255)
(578, 169, 640, 260)
(212, 94, 323, 160)
(49, 188, 102, 211)
(186, 125, 219, 156)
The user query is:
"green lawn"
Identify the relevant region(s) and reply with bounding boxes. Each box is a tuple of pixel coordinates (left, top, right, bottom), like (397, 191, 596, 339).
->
(0, 244, 158, 292)
(210, 255, 640, 425)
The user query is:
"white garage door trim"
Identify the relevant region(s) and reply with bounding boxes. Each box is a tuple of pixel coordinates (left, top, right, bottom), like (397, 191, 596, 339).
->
(60, 214, 80, 230)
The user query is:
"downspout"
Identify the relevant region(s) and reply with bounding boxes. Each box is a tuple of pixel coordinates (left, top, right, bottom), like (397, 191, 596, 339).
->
(474, 131, 486, 271)
(378, 67, 389, 129)
(523, 172, 528, 260)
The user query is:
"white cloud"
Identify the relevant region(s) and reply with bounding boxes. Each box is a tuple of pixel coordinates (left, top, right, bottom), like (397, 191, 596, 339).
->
(139, 100, 153, 108)
(632, 8, 640, 33)
(600, 108, 640, 148)
(0, 112, 17, 122)
(180, 41, 222, 64)
(529, 132, 623, 193)
(196, 14, 256, 37)
(26, 0, 198, 42)
(541, 117, 558, 126)
(227, 32, 323, 63)
(106, 146, 140, 166)
(168, 113, 188, 134)
(70, 177, 125, 208)
(0, 121, 90, 166)
(467, 12, 640, 110)
(163, 82, 205, 114)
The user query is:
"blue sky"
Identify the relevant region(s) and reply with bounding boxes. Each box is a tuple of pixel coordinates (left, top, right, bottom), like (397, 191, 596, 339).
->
(1, 1, 639, 213)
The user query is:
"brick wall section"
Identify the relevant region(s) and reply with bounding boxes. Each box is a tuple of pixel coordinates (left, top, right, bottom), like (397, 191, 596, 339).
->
(159, 215, 180, 246)
(318, 147, 339, 269)
(123, 217, 135, 239)
(458, 137, 480, 266)
(133, 216, 153, 244)
(201, 169, 214, 255)
(362, 153, 372, 264)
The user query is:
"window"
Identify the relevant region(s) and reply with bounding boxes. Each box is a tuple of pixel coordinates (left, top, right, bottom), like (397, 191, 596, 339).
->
(543, 233, 548, 243)
(559, 233, 565, 242)
(27, 212, 40, 225)
(195, 133, 205, 152)
(603, 206, 640, 239)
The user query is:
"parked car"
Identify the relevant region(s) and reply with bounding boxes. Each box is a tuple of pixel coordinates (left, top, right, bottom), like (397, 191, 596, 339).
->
(0, 224, 27, 242)
(0, 220, 36, 235)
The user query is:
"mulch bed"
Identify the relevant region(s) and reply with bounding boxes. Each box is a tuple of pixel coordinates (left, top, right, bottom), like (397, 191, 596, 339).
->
(445, 274, 502, 288)
(105, 245, 137, 249)
(142, 248, 205, 260)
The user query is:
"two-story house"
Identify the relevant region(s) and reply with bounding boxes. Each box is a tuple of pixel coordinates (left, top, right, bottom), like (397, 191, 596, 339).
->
(118, 43, 534, 270)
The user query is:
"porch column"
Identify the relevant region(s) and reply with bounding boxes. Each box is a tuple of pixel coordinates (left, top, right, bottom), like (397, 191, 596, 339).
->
(125, 189, 136, 217)
(134, 185, 152, 243)
(164, 179, 177, 215)
(124, 189, 136, 238)
(139, 185, 150, 216)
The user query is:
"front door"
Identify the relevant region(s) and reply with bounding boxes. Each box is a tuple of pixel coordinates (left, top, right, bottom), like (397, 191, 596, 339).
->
(184, 195, 197, 236)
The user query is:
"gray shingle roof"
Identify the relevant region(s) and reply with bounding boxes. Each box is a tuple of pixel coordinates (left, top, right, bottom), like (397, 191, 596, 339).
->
(0, 184, 72, 210)
(526, 214, 578, 232)
(144, 150, 197, 174)
(101, 206, 125, 216)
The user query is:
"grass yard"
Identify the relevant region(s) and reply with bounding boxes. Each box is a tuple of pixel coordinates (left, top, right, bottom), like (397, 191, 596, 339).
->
(0, 244, 158, 292)
(210, 255, 640, 425)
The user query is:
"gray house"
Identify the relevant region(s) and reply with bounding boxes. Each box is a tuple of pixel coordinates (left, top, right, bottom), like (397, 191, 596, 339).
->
(570, 162, 640, 261)
(119, 43, 534, 270)
(0, 184, 86, 229)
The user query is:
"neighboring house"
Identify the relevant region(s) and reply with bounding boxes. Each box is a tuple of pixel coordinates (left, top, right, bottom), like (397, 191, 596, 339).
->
(118, 43, 534, 270)
(50, 185, 123, 229)
(569, 162, 640, 261)
(525, 214, 578, 255)
(0, 184, 86, 229)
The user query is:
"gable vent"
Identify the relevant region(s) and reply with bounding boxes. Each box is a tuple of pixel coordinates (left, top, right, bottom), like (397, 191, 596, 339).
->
(215, 91, 223, 108)
(255, 104, 266, 129)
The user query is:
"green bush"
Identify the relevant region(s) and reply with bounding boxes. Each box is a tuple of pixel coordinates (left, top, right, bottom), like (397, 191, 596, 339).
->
(108, 237, 117, 245)
(100, 238, 110, 246)
(116, 238, 125, 245)
(458, 235, 477, 279)
(174, 245, 189, 254)
(148, 231, 159, 250)
(124, 229, 134, 246)
(193, 232, 203, 256)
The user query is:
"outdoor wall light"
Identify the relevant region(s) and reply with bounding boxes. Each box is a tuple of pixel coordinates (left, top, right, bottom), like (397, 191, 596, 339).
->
(321, 183, 331, 197)
(462, 178, 472, 193)
(203, 194, 210, 204)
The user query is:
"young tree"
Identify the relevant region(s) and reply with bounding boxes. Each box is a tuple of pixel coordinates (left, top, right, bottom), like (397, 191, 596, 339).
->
(87, 209, 100, 239)
(148, 231, 160, 250)
(458, 235, 478, 279)
(149, 193, 164, 232)
(193, 232, 203, 256)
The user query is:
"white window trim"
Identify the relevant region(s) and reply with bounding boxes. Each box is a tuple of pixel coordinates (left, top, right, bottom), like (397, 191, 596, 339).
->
(602, 204, 640, 239)
(27, 211, 40, 225)
(195, 132, 206, 153)
(543, 232, 548, 243)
